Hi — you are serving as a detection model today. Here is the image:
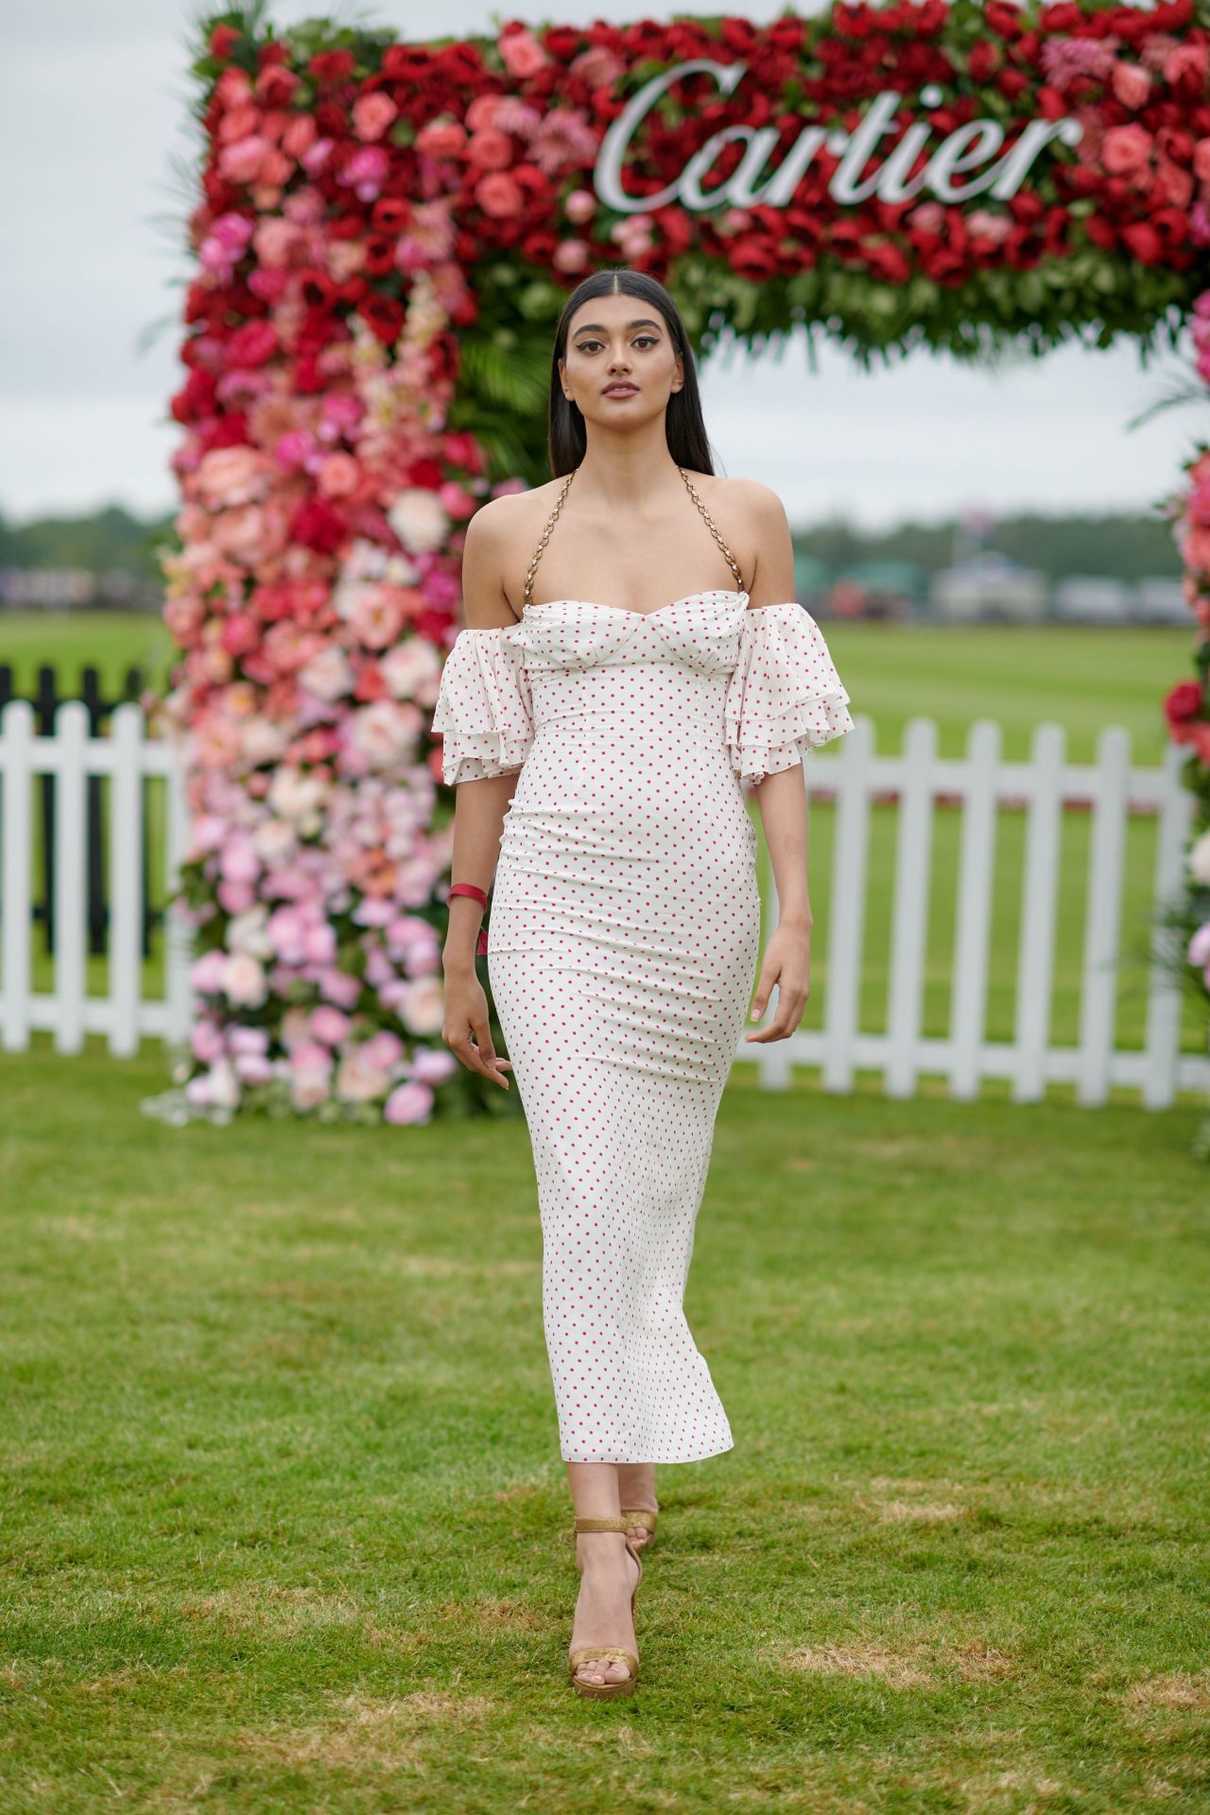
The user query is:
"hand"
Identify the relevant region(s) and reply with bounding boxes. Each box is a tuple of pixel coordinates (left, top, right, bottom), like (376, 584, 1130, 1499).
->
(441, 969, 514, 1089)
(745, 920, 811, 1043)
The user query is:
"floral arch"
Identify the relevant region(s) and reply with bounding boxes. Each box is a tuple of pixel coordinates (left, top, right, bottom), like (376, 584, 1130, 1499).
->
(156, 0, 1210, 1123)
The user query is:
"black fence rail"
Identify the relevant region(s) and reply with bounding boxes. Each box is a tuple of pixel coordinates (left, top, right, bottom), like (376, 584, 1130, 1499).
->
(0, 662, 176, 959)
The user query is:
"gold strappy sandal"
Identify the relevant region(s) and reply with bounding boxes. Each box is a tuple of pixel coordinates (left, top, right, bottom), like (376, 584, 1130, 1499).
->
(621, 1504, 658, 1551)
(568, 1515, 643, 1699)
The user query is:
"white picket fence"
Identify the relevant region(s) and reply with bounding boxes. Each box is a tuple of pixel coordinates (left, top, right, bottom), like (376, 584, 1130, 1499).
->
(0, 700, 192, 1055)
(0, 699, 1206, 1105)
(754, 716, 1207, 1106)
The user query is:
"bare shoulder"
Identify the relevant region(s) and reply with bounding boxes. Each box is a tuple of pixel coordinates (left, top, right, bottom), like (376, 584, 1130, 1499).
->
(722, 475, 790, 531)
(711, 476, 794, 606)
(463, 482, 567, 614)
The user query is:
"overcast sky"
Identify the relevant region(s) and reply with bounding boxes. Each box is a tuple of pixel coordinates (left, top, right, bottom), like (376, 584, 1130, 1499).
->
(2, 0, 1197, 533)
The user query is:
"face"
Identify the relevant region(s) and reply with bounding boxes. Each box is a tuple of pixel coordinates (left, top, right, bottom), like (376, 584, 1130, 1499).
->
(559, 293, 683, 423)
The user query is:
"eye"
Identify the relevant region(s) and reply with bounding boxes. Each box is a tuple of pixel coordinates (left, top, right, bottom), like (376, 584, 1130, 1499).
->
(634, 336, 658, 349)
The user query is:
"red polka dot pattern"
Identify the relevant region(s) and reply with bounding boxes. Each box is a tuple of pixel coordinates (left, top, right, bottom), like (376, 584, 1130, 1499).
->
(431, 592, 854, 1463)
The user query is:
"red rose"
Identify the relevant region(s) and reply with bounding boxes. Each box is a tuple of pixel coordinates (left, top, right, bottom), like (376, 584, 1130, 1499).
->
(728, 236, 783, 282)
(308, 50, 356, 83)
(985, 4, 1024, 38)
(968, 42, 1002, 82)
(863, 238, 911, 283)
(1083, 214, 1117, 250)
(357, 293, 405, 346)
(223, 321, 278, 370)
(289, 498, 348, 556)
(1121, 222, 1162, 263)
(1164, 678, 1206, 732)
(209, 24, 240, 60)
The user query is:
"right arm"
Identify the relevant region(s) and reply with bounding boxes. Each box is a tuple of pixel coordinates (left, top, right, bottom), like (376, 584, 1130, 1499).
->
(438, 501, 525, 1091)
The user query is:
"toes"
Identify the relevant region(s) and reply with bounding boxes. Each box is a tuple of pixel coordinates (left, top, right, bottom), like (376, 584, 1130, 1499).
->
(574, 1658, 629, 1686)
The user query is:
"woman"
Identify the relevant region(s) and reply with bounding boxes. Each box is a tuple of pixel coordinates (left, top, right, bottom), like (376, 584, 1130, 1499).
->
(433, 268, 854, 1699)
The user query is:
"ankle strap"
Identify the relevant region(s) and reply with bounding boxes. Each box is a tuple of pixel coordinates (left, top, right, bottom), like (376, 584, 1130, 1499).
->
(574, 1515, 629, 1533)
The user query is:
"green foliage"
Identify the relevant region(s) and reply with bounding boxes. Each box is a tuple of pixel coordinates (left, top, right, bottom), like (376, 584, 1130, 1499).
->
(798, 510, 1183, 583)
(0, 502, 173, 581)
(448, 332, 553, 487)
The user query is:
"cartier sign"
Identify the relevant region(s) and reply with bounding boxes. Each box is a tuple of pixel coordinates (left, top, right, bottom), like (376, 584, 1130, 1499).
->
(595, 58, 1085, 213)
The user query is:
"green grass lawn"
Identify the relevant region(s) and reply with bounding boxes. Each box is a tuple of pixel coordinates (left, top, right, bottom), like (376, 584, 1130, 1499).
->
(0, 612, 1190, 763)
(2, 1045, 1207, 1810)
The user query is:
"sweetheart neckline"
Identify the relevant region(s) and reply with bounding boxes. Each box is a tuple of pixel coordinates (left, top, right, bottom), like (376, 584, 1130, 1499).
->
(520, 588, 750, 621)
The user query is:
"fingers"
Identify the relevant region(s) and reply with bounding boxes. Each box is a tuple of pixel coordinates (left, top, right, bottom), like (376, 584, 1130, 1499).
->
(443, 1012, 514, 1088)
(745, 978, 809, 1043)
(469, 1007, 511, 1088)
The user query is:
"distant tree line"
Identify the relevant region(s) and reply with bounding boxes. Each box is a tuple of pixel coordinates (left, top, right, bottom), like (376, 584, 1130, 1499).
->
(0, 499, 1182, 590)
(798, 508, 1180, 581)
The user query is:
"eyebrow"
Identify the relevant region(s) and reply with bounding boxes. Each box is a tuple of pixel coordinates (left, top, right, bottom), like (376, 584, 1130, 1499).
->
(571, 318, 663, 335)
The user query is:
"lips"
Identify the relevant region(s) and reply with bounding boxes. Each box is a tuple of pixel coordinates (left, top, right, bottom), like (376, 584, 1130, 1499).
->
(603, 384, 637, 396)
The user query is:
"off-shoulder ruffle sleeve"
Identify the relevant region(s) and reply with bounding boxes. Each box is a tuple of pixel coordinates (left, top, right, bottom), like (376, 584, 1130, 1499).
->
(431, 627, 534, 785)
(724, 603, 854, 787)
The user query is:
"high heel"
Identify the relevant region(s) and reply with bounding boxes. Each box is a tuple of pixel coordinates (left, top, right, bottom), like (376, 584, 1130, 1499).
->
(620, 1503, 658, 1551)
(567, 1515, 643, 1699)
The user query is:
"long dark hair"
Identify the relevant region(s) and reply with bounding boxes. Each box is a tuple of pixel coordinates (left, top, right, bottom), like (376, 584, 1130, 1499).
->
(547, 269, 717, 480)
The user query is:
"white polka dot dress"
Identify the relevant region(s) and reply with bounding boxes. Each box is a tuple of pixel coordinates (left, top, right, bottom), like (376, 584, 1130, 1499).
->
(431, 477, 854, 1464)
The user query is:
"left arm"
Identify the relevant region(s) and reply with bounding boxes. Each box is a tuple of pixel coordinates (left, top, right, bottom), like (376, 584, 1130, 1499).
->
(740, 482, 813, 1044)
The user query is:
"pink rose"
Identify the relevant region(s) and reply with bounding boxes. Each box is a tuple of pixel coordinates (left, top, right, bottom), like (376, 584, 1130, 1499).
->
(384, 1080, 436, 1124)
(335, 1048, 391, 1103)
(1156, 160, 1193, 210)
(1165, 43, 1208, 89)
(211, 502, 289, 568)
(191, 1019, 226, 1063)
(569, 45, 625, 89)
(1101, 124, 1153, 177)
(467, 128, 514, 172)
(498, 28, 549, 79)
(353, 93, 397, 142)
(346, 585, 407, 650)
(224, 952, 268, 1007)
(564, 188, 597, 224)
(475, 172, 523, 218)
(398, 976, 444, 1037)
(301, 137, 334, 177)
(319, 967, 363, 1008)
(281, 114, 317, 159)
(195, 445, 273, 508)
(316, 452, 361, 498)
(311, 1005, 351, 1046)
(908, 201, 945, 234)
(410, 1048, 458, 1085)
(219, 134, 270, 184)
(341, 145, 389, 201)
(362, 1030, 405, 1070)
(416, 120, 466, 157)
(554, 239, 590, 274)
(1110, 62, 1151, 109)
(230, 1025, 270, 1056)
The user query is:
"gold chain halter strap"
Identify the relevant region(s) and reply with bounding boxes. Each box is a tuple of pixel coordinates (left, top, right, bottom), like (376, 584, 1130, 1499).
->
(522, 469, 576, 609)
(520, 465, 746, 609)
(676, 465, 746, 591)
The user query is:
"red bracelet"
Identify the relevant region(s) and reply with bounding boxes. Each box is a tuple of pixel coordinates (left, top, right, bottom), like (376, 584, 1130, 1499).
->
(448, 881, 489, 956)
